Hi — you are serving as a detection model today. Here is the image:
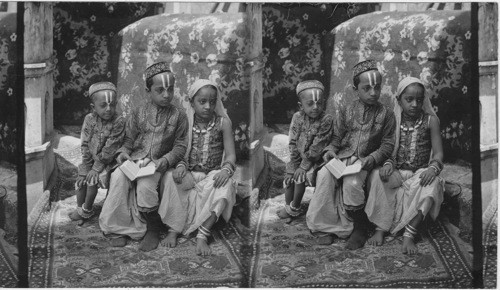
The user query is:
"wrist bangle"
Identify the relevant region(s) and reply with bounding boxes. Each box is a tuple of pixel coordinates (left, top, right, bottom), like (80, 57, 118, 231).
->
(383, 161, 393, 168)
(222, 167, 233, 176)
(176, 163, 186, 169)
(429, 165, 440, 175)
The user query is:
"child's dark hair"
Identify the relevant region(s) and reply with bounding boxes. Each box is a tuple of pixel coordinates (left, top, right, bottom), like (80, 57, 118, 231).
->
(398, 82, 425, 100)
(353, 75, 361, 89)
(145, 77, 154, 92)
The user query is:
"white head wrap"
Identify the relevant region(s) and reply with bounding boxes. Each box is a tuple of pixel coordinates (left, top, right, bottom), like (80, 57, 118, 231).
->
(392, 76, 439, 158)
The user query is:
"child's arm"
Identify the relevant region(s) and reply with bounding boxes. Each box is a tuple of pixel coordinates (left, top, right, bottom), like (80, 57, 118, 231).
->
(286, 113, 302, 176)
(157, 110, 189, 173)
(366, 110, 396, 169)
(300, 114, 334, 171)
(116, 109, 139, 163)
(214, 117, 236, 188)
(78, 114, 95, 177)
(420, 115, 444, 186)
(91, 116, 126, 173)
(323, 105, 345, 161)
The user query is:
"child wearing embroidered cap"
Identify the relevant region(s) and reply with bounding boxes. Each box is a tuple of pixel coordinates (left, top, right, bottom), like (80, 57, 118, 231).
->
(306, 60, 396, 249)
(276, 80, 334, 220)
(99, 62, 189, 252)
(69, 81, 125, 222)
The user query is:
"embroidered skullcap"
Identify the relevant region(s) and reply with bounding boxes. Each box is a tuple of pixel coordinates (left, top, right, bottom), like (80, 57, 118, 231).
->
(144, 61, 172, 80)
(88, 81, 116, 97)
(296, 80, 324, 96)
(352, 59, 378, 79)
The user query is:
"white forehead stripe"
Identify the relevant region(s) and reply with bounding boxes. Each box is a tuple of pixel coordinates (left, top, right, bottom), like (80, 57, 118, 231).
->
(312, 89, 320, 102)
(105, 91, 113, 105)
(368, 71, 380, 87)
(160, 74, 166, 89)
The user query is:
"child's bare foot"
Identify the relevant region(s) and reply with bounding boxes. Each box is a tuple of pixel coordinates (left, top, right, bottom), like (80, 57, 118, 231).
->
(312, 232, 334, 245)
(276, 207, 292, 219)
(110, 236, 128, 247)
(68, 209, 84, 221)
(139, 229, 160, 252)
(196, 238, 212, 256)
(165, 231, 178, 248)
(346, 227, 367, 250)
(367, 230, 385, 246)
(402, 236, 418, 254)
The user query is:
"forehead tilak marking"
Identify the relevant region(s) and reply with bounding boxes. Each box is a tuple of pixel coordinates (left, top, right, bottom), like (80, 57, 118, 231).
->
(366, 71, 380, 87)
(104, 91, 114, 105)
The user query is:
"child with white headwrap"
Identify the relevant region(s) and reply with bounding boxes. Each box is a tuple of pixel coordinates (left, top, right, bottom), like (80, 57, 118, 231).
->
(158, 79, 236, 256)
(365, 76, 444, 254)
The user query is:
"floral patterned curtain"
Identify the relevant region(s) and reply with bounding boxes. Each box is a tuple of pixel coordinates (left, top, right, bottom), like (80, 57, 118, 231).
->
(0, 13, 17, 163)
(52, 2, 156, 126)
(261, 3, 372, 124)
(328, 10, 472, 161)
(114, 13, 251, 160)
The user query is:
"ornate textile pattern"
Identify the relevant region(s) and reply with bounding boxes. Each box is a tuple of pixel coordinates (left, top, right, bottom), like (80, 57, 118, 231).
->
(328, 10, 472, 161)
(0, 235, 17, 287)
(52, 3, 156, 126)
(261, 4, 371, 124)
(483, 197, 497, 288)
(28, 138, 246, 287)
(114, 13, 250, 160)
(249, 194, 473, 288)
(0, 13, 18, 163)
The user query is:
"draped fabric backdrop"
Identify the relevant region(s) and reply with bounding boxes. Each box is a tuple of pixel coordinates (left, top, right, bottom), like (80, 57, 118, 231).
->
(327, 10, 472, 161)
(52, 3, 156, 126)
(112, 13, 251, 160)
(0, 13, 18, 163)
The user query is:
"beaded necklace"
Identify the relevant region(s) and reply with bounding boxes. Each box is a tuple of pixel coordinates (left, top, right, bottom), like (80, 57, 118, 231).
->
(192, 115, 216, 134)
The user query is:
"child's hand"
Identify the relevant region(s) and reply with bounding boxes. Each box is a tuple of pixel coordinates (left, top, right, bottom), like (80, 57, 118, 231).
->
(213, 170, 230, 188)
(155, 157, 168, 173)
(116, 152, 132, 164)
(75, 176, 86, 189)
(419, 167, 437, 187)
(139, 158, 151, 168)
(361, 156, 375, 171)
(379, 163, 393, 182)
(293, 168, 306, 184)
(173, 166, 186, 184)
(85, 169, 99, 186)
(283, 175, 293, 188)
(323, 150, 337, 162)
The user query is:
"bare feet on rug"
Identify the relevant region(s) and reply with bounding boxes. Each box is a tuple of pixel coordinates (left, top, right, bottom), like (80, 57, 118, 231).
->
(276, 207, 292, 219)
(165, 231, 178, 248)
(367, 230, 385, 246)
(68, 209, 83, 221)
(139, 230, 160, 252)
(402, 237, 418, 255)
(196, 238, 212, 256)
(110, 236, 128, 247)
(311, 232, 334, 245)
(346, 227, 367, 250)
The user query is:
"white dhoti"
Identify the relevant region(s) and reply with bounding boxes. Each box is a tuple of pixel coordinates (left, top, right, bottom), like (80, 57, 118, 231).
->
(99, 167, 162, 240)
(183, 170, 236, 235)
(306, 157, 368, 239)
(365, 167, 444, 234)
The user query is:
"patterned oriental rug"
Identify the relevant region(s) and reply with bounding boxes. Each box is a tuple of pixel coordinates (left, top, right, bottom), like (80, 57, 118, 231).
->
(483, 196, 497, 288)
(0, 236, 18, 287)
(251, 139, 474, 288)
(28, 135, 248, 287)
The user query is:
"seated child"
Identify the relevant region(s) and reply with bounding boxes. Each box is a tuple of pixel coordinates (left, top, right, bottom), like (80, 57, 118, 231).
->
(276, 80, 333, 219)
(159, 79, 236, 256)
(306, 60, 396, 249)
(365, 76, 444, 254)
(70, 81, 125, 222)
(99, 62, 188, 252)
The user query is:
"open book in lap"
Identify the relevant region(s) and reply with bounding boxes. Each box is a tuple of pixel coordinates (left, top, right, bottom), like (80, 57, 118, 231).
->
(119, 160, 156, 181)
(324, 158, 362, 179)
